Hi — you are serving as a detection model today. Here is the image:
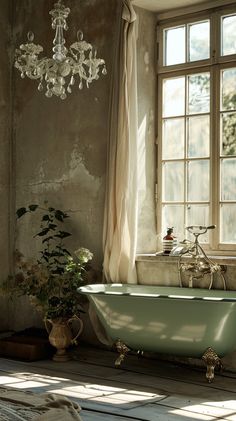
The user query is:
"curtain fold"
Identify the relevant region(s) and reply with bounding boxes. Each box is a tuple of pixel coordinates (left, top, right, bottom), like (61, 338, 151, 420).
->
(103, 0, 138, 284)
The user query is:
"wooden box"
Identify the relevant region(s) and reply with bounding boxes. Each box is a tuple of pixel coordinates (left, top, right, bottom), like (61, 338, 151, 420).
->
(0, 335, 53, 361)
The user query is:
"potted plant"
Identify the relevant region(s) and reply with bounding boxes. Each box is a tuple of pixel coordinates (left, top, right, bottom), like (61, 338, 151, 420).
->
(11, 203, 93, 361)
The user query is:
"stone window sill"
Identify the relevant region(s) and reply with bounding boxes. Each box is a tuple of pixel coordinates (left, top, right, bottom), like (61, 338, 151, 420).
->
(136, 253, 236, 266)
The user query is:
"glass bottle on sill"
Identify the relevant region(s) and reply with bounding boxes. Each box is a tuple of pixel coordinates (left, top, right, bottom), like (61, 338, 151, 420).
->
(163, 227, 177, 254)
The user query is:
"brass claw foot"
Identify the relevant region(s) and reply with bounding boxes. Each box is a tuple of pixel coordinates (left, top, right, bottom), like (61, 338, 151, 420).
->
(137, 350, 144, 358)
(114, 339, 130, 367)
(202, 347, 222, 383)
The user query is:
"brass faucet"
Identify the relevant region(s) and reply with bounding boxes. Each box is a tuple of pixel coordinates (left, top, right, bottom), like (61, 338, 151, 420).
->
(178, 225, 226, 289)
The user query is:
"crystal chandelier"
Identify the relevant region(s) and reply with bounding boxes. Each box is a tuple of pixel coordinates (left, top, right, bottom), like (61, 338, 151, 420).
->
(14, 0, 107, 99)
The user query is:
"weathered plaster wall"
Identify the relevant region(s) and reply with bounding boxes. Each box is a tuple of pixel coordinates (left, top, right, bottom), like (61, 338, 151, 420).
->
(8, 0, 119, 330)
(137, 255, 236, 289)
(135, 7, 157, 254)
(0, 1, 12, 330)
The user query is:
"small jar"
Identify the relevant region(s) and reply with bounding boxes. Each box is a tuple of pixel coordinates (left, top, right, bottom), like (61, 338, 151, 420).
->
(163, 227, 177, 254)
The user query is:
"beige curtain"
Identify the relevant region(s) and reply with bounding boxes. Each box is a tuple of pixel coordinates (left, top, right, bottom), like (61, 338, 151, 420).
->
(103, 0, 138, 284)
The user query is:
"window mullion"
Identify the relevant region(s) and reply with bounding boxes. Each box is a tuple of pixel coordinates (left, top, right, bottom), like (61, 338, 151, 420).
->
(157, 75, 163, 250)
(184, 74, 188, 228)
(210, 11, 218, 64)
(210, 65, 220, 251)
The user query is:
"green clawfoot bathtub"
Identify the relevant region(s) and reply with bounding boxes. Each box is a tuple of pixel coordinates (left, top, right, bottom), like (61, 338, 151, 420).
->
(78, 283, 236, 382)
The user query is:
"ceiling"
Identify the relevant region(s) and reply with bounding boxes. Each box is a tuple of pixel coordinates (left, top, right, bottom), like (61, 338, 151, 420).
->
(132, 0, 211, 13)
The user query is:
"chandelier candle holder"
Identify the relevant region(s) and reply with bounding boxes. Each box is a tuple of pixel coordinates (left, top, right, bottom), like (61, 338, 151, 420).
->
(14, 0, 107, 99)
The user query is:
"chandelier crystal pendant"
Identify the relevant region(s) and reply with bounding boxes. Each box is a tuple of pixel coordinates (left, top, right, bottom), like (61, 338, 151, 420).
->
(14, 0, 107, 99)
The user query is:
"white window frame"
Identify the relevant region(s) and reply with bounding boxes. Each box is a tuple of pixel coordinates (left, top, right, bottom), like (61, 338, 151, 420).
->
(156, 5, 236, 254)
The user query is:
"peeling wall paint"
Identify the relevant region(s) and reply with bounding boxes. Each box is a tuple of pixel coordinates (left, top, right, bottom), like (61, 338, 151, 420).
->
(2, 0, 119, 330)
(29, 149, 102, 194)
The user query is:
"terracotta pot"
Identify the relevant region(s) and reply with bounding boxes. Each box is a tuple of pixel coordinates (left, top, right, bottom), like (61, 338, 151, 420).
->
(45, 315, 83, 362)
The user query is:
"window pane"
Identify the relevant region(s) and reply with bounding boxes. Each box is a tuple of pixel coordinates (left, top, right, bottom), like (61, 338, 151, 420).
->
(189, 21, 210, 62)
(162, 118, 185, 159)
(188, 73, 210, 114)
(186, 204, 209, 243)
(221, 68, 236, 111)
(163, 77, 185, 117)
(222, 14, 236, 56)
(162, 204, 185, 239)
(220, 204, 236, 243)
(187, 160, 209, 201)
(165, 26, 185, 65)
(163, 161, 184, 201)
(221, 158, 236, 200)
(187, 115, 210, 158)
(221, 112, 236, 156)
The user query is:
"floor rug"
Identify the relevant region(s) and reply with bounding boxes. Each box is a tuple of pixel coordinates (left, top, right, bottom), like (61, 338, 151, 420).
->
(0, 387, 83, 420)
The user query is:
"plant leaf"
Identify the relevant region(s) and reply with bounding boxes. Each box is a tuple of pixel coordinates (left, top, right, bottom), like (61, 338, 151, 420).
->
(62, 248, 71, 255)
(49, 224, 57, 230)
(35, 227, 50, 237)
(54, 210, 69, 221)
(16, 207, 27, 218)
(28, 204, 39, 212)
(55, 231, 71, 239)
(42, 236, 54, 244)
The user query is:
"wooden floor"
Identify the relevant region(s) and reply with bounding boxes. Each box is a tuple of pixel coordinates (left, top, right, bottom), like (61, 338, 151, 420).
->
(0, 344, 236, 420)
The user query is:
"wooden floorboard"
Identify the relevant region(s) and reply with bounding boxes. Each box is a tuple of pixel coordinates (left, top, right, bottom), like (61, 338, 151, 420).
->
(0, 344, 235, 420)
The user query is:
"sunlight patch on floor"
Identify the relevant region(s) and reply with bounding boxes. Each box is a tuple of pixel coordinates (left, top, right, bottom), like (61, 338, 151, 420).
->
(0, 371, 165, 406)
(204, 400, 236, 410)
(49, 384, 165, 404)
(169, 401, 236, 420)
(0, 373, 62, 389)
(169, 408, 214, 420)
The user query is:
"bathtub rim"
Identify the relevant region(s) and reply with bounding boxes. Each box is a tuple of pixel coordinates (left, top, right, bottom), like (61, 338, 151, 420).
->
(78, 284, 236, 302)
